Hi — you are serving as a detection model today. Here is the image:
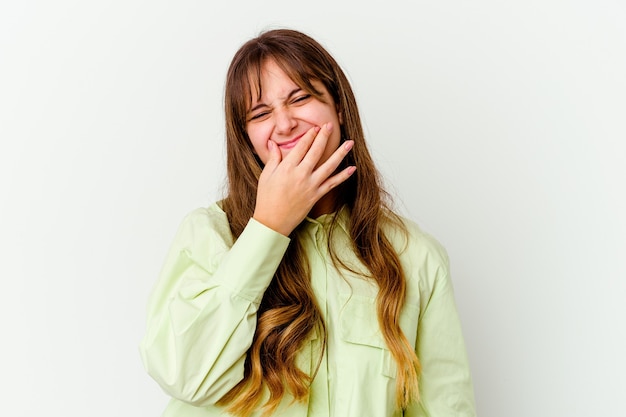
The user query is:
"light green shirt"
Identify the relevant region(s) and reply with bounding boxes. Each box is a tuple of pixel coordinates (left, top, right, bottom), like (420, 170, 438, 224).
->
(140, 203, 476, 416)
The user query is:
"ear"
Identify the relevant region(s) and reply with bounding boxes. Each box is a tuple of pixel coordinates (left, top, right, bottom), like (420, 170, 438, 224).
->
(337, 106, 343, 125)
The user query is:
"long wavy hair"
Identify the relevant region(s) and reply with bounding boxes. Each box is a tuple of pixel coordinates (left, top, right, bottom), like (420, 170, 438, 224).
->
(218, 29, 420, 416)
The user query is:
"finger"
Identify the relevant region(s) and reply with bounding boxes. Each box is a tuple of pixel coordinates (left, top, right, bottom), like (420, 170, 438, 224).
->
(282, 126, 320, 165)
(318, 165, 357, 195)
(300, 122, 333, 170)
(312, 139, 354, 182)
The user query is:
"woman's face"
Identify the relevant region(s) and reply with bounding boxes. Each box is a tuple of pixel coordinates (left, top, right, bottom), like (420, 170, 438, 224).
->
(245, 59, 342, 166)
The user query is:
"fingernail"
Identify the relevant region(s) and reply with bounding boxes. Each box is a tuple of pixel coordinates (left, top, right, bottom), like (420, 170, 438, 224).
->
(343, 140, 354, 151)
(348, 166, 356, 175)
(313, 126, 321, 133)
(325, 122, 333, 132)
(268, 141, 274, 150)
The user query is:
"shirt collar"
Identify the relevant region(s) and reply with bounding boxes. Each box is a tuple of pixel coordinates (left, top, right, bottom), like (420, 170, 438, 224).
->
(303, 205, 350, 235)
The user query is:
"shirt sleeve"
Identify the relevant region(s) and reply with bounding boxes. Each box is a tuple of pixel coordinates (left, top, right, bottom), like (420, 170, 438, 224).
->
(404, 265, 477, 417)
(139, 207, 290, 407)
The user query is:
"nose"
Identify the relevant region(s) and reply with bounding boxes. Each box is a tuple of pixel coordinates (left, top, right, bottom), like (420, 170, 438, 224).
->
(273, 107, 297, 135)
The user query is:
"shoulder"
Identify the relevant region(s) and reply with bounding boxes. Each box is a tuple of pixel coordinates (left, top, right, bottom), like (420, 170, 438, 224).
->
(173, 201, 235, 257)
(384, 212, 449, 268)
(383, 212, 451, 303)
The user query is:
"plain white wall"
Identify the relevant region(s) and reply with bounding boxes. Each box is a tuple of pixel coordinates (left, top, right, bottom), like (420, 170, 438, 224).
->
(1, 1, 624, 416)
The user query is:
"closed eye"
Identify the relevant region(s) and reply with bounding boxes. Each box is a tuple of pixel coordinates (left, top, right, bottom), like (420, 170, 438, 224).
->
(291, 94, 311, 104)
(248, 111, 270, 121)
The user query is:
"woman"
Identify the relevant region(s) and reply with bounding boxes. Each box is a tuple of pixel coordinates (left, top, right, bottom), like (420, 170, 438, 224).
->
(140, 29, 476, 417)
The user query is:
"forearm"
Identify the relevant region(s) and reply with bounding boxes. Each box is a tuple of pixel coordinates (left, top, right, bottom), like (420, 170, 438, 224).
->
(140, 210, 290, 406)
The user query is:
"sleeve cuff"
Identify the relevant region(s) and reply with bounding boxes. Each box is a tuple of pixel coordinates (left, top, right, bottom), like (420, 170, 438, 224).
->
(213, 218, 290, 303)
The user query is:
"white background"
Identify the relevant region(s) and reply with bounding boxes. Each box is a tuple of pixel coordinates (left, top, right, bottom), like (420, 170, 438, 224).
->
(1, 1, 625, 416)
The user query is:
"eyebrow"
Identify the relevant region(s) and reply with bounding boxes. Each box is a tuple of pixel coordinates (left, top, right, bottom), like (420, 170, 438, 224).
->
(248, 87, 303, 114)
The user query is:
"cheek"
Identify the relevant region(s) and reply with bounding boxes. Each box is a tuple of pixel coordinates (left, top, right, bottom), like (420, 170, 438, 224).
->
(246, 127, 269, 159)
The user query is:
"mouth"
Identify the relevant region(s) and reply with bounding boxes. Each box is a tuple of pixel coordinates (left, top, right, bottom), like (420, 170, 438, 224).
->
(277, 133, 306, 150)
